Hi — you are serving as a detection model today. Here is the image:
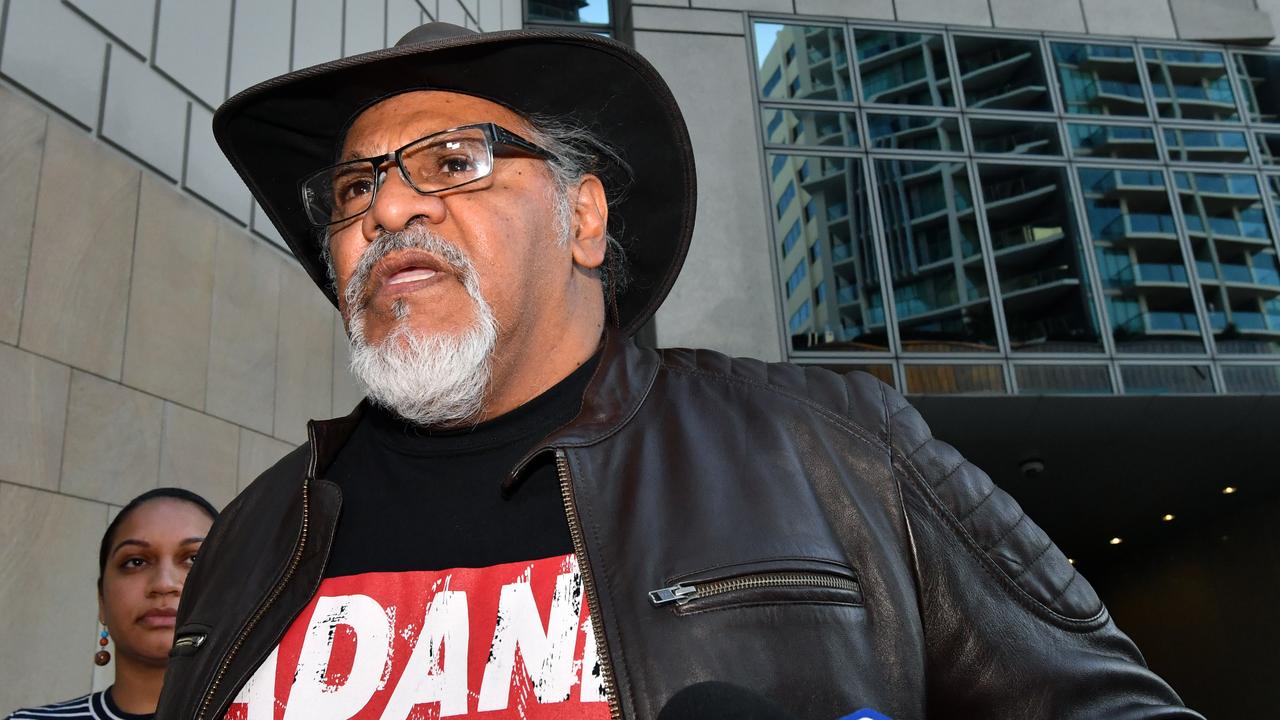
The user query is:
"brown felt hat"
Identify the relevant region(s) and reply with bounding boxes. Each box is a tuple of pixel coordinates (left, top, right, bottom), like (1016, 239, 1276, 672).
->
(212, 22, 695, 336)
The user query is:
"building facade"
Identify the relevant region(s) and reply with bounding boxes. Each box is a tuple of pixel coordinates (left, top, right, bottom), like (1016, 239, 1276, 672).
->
(1, 0, 1277, 716)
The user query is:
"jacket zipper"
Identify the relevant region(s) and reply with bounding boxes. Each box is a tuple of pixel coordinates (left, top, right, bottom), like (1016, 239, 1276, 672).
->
(194, 432, 316, 720)
(649, 572, 861, 607)
(556, 450, 622, 720)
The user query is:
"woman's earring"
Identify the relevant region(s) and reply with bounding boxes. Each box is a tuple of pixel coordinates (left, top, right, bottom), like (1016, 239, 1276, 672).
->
(94, 627, 111, 666)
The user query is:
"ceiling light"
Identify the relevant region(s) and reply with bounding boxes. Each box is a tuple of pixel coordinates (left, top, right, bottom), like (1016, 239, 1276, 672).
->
(1222, 486, 1237, 495)
(1109, 537, 1122, 545)
(1162, 513, 1175, 522)
(1067, 558, 1075, 565)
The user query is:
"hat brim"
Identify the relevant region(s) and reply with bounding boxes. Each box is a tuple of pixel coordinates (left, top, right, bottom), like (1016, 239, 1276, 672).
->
(213, 27, 695, 337)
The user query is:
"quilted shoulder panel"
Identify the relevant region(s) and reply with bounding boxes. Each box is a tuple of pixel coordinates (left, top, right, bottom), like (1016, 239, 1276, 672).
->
(886, 389, 1104, 625)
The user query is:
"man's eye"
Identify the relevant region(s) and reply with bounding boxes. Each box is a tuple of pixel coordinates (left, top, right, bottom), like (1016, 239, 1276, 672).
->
(336, 177, 373, 201)
(439, 155, 475, 174)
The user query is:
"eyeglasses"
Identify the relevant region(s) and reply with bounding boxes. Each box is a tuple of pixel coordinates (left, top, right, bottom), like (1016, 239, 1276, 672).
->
(299, 123, 553, 227)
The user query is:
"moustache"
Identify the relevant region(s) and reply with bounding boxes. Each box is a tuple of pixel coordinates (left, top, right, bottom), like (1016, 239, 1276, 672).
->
(345, 225, 477, 313)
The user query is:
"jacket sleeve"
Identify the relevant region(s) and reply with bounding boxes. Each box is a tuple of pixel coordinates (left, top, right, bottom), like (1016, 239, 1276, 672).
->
(873, 380, 1203, 719)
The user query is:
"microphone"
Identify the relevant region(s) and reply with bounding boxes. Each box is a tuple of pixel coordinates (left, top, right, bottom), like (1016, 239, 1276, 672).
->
(656, 681, 799, 720)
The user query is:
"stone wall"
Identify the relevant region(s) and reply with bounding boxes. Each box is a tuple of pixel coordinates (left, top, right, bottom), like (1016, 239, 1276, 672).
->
(0, 1, 518, 712)
(0, 83, 367, 713)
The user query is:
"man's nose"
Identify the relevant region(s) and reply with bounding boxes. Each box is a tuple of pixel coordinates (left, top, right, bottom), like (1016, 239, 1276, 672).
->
(362, 166, 447, 239)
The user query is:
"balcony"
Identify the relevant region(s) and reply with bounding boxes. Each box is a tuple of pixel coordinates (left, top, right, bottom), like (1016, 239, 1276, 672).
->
(1098, 212, 1180, 243)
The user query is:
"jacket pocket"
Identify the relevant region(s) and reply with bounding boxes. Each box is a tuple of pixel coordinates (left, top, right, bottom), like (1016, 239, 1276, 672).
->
(170, 624, 211, 657)
(649, 558, 863, 615)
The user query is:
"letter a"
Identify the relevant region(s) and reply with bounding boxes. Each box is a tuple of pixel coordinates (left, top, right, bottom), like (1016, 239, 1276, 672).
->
(380, 590, 469, 719)
(477, 566, 582, 710)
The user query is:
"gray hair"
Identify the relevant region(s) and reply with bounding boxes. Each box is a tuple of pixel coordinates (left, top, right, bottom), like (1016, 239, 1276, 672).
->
(522, 113, 631, 304)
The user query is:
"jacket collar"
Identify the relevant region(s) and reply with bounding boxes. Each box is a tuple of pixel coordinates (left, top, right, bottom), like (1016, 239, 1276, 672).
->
(305, 327, 661, 483)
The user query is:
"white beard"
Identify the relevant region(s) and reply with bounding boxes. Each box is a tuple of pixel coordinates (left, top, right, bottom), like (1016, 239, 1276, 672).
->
(344, 226, 499, 427)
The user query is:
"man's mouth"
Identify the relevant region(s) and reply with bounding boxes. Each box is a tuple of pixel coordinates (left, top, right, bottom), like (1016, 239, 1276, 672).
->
(386, 267, 438, 286)
(364, 249, 455, 304)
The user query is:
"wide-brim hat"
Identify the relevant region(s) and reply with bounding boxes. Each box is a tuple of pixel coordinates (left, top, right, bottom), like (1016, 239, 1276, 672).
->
(213, 22, 695, 337)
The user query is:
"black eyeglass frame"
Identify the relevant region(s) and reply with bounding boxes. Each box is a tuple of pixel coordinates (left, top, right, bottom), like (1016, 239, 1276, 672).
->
(299, 122, 554, 227)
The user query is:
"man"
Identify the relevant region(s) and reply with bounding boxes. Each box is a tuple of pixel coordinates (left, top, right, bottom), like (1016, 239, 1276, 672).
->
(158, 23, 1201, 720)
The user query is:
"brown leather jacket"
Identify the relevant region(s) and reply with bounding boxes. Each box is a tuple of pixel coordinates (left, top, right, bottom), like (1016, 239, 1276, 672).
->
(156, 331, 1200, 719)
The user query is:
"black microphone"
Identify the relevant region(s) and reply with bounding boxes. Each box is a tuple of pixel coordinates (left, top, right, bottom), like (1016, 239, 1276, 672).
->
(656, 681, 799, 720)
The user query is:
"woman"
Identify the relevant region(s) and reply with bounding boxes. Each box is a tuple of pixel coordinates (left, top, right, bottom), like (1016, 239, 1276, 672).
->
(7, 488, 218, 720)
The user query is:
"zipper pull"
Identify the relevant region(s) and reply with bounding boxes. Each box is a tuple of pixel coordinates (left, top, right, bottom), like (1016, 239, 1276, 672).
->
(173, 633, 207, 650)
(649, 583, 698, 606)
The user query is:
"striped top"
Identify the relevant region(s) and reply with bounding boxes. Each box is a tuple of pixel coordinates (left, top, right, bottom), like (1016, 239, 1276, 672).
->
(6, 690, 152, 720)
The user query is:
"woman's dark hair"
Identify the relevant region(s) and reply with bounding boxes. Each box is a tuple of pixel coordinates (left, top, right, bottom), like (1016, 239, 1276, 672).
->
(97, 487, 219, 587)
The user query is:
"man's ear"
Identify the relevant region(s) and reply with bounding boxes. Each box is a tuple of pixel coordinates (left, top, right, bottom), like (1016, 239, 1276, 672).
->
(569, 174, 608, 270)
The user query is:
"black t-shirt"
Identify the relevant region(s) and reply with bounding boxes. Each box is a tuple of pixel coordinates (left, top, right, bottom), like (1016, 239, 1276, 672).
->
(224, 353, 612, 718)
(322, 351, 598, 577)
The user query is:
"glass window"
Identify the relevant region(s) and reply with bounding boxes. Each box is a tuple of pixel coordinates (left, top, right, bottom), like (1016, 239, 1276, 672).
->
(761, 108, 860, 148)
(904, 364, 1006, 393)
(1270, 175, 1280, 222)
(970, 118, 1061, 156)
(767, 155, 889, 352)
(1068, 123, 1158, 160)
(1077, 167, 1206, 354)
(810, 363, 896, 387)
(756, 24, 852, 102)
(786, 262, 809, 296)
(1015, 364, 1113, 394)
(867, 113, 962, 152)
(875, 158, 998, 352)
(1163, 127, 1250, 163)
(1221, 365, 1280, 392)
(789, 299, 813, 334)
(1233, 52, 1280, 124)
(855, 29, 954, 107)
(1142, 47, 1239, 122)
(1120, 365, 1214, 393)
(781, 220, 802, 254)
(979, 164, 1104, 352)
(527, 0, 609, 24)
(1257, 133, 1280, 166)
(1051, 42, 1148, 117)
(1174, 171, 1280, 354)
(955, 35, 1051, 112)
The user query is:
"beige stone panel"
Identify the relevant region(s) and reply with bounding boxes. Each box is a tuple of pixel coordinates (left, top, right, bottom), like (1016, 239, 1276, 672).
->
(1258, 0, 1280, 46)
(794, 0, 893, 18)
(0, 87, 47, 344)
(274, 267, 334, 443)
(158, 403, 239, 509)
(331, 312, 365, 416)
(1169, 0, 1274, 42)
(895, 0, 992, 26)
(237, 428, 295, 492)
(0, 343, 70, 491)
(61, 371, 163, 505)
(122, 176, 217, 408)
(20, 122, 140, 379)
(205, 227, 281, 434)
(990, 0, 1086, 32)
(1081, 0, 1176, 38)
(0, 483, 105, 713)
(631, 7, 744, 34)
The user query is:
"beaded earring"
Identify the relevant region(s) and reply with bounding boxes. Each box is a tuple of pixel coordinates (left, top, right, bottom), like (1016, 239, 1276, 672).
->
(94, 627, 111, 666)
